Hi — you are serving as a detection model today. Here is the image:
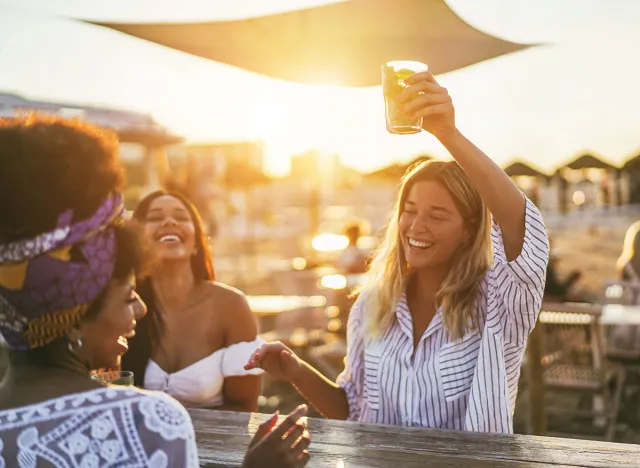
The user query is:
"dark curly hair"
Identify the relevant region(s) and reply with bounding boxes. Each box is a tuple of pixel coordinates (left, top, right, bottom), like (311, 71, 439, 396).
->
(0, 114, 124, 243)
(0, 114, 148, 366)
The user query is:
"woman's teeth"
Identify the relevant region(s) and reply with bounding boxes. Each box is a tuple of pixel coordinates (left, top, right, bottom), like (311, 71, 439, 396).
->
(159, 235, 180, 243)
(409, 238, 433, 249)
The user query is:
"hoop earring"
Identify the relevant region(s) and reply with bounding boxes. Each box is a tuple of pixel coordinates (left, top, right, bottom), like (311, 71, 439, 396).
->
(68, 337, 83, 353)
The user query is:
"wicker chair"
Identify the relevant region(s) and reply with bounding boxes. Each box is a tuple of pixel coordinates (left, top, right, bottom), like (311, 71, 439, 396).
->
(539, 302, 624, 441)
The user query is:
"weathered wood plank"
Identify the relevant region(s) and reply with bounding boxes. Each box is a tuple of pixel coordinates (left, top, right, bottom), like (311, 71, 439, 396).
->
(189, 409, 640, 468)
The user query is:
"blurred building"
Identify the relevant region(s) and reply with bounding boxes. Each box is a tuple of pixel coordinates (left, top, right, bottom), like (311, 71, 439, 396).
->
(187, 141, 265, 178)
(290, 150, 357, 188)
(0, 91, 183, 209)
(183, 141, 268, 237)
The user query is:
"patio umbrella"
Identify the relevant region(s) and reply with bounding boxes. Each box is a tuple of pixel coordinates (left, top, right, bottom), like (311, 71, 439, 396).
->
(365, 154, 434, 181)
(564, 154, 617, 171)
(365, 163, 407, 181)
(623, 153, 640, 171)
(88, 0, 531, 87)
(115, 128, 183, 147)
(503, 161, 548, 178)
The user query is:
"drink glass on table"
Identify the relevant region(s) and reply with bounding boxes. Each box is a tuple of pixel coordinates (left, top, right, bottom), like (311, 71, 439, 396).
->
(91, 370, 134, 386)
(381, 60, 429, 134)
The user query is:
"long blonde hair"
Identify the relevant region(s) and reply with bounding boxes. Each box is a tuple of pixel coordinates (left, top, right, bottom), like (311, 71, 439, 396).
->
(360, 160, 493, 340)
(617, 221, 640, 279)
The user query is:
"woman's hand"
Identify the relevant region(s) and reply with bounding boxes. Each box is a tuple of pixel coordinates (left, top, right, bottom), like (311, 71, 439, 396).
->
(245, 341, 302, 382)
(243, 404, 311, 468)
(396, 71, 531, 259)
(396, 71, 455, 140)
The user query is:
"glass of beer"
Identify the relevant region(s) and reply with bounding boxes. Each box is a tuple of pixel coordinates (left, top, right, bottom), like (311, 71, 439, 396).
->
(381, 60, 428, 134)
(91, 370, 134, 386)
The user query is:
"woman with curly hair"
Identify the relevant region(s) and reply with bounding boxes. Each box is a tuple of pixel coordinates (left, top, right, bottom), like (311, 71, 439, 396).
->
(0, 115, 310, 468)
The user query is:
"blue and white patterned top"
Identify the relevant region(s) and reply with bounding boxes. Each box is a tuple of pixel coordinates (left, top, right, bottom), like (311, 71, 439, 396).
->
(0, 387, 199, 467)
(337, 198, 549, 433)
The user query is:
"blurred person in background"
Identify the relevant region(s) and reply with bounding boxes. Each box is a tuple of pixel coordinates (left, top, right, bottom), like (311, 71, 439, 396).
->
(617, 221, 640, 288)
(337, 223, 368, 274)
(544, 233, 582, 302)
(611, 221, 640, 348)
(246, 71, 549, 433)
(122, 191, 264, 412)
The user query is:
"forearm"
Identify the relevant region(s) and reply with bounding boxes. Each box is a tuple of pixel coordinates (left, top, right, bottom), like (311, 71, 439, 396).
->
(291, 361, 350, 420)
(438, 128, 526, 258)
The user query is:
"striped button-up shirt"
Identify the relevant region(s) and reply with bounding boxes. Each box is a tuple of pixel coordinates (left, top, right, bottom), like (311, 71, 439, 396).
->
(336, 198, 549, 433)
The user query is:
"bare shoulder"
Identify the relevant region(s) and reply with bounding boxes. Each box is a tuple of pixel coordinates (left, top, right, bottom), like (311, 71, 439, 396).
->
(204, 282, 258, 344)
(204, 281, 248, 306)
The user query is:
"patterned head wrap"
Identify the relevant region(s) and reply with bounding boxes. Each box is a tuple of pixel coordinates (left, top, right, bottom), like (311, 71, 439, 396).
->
(0, 193, 125, 350)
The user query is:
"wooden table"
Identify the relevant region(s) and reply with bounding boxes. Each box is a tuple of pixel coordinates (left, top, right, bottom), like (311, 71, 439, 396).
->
(247, 295, 328, 318)
(247, 295, 328, 333)
(188, 409, 640, 467)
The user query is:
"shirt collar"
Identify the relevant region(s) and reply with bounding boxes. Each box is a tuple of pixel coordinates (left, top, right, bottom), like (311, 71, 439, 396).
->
(395, 290, 444, 341)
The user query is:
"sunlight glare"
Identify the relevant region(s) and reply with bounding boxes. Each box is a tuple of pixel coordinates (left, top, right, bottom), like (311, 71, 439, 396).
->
(320, 274, 347, 290)
(312, 234, 349, 252)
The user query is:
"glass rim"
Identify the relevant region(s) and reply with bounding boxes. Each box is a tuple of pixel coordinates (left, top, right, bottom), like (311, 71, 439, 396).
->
(91, 370, 134, 379)
(382, 60, 429, 71)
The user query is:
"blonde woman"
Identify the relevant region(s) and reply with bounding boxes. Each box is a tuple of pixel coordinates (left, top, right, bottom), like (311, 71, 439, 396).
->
(617, 221, 640, 287)
(246, 71, 549, 433)
(611, 221, 640, 347)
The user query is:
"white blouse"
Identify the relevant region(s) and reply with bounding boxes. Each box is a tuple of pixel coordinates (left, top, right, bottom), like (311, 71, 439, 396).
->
(144, 338, 264, 408)
(336, 198, 549, 433)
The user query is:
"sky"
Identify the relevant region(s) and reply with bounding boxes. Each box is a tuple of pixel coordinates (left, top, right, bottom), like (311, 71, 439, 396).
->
(0, 0, 639, 175)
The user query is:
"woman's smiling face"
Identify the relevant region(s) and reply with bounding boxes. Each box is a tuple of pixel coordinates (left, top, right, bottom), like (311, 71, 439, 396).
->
(143, 195, 197, 261)
(398, 180, 469, 271)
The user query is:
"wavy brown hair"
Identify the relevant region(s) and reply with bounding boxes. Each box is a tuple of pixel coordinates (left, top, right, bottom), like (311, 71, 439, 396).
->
(361, 160, 493, 340)
(121, 191, 214, 386)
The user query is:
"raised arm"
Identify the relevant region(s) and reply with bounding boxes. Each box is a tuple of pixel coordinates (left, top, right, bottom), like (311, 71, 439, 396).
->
(398, 72, 526, 261)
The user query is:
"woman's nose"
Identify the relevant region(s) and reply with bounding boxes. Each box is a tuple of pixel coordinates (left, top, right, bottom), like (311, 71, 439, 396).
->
(162, 217, 178, 227)
(411, 216, 429, 234)
(133, 293, 147, 319)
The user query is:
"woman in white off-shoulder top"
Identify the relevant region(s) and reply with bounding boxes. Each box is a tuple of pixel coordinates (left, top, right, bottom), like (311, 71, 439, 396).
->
(122, 191, 264, 411)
